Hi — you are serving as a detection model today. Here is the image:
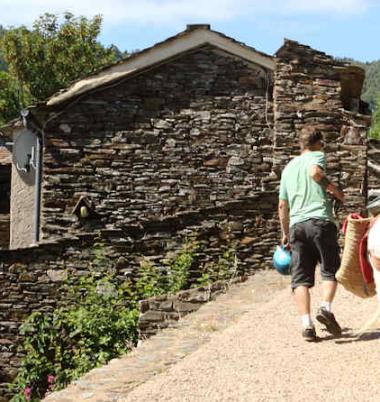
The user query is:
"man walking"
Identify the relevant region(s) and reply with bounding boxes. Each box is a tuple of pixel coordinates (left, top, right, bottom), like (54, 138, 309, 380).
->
(278, 127, 344, 341)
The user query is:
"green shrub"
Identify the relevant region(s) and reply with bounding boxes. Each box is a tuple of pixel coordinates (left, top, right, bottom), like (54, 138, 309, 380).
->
(166, 241, 197, 293)
(10, 274, 139, 401)
(197, 249, 237, 286)
(134, 259, 166, 299)
(370, 93, 380, 139)
(10, 240, 233, 401)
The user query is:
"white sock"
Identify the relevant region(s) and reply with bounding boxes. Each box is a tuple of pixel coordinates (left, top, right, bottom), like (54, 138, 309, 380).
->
(320, 301, 332, 312)
(301, 314, 313, 328)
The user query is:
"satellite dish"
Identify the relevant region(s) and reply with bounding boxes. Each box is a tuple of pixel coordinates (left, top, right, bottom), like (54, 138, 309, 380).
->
(13, 129, 37, 174)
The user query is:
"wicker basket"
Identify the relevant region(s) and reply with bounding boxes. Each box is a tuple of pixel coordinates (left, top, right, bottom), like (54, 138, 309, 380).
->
(336, 215, 376, 298)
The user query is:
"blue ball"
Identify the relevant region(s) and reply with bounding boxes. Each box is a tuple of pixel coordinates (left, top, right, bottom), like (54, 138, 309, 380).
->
(273, 245, 291, 275)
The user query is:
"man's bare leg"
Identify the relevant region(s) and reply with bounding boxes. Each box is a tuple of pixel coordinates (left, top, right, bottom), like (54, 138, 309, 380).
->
(294, 285, 316, 341)
(294, 285, 311, 315)
(321, 280, 337, 305)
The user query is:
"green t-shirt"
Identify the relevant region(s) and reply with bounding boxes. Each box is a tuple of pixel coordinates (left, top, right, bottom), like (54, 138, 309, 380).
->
(279, 151, 334, 227)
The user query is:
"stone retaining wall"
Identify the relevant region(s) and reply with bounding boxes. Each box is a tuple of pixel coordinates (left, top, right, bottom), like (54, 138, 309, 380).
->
(0, 192, 279, 400)
(138, 276, 247, 339)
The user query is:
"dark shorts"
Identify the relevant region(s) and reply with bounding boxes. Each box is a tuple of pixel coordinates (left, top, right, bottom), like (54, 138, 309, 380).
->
(289, 219, 340, 290)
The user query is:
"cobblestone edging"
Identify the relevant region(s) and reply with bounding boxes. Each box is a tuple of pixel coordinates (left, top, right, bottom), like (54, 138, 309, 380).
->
(138, 276, 247, 339)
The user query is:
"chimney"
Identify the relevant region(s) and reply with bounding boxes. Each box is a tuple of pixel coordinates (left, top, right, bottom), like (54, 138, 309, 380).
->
(186, 24, 211, 31)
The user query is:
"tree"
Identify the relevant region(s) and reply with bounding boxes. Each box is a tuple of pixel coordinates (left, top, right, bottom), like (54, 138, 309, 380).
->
(361, 61, 380, 112)
(0, 12, 118, 123)
(0, 71, 32, 125)
(0, 25, 7, 71)
(370, 93, 380, 139)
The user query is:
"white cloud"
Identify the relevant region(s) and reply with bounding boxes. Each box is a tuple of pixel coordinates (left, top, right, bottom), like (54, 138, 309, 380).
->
(0, 0, 375, 28)
(284, 0, 372, 14)
(0, 0, 249, 27)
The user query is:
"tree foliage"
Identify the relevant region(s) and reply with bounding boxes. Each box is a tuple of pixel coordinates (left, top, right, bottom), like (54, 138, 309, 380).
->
(357, 60, 380, 111)
(370, 94, 380, 139)
(0, 71, 31, 125)
(0, 25, 7, 71)
(0, 12, 119, 124)
(340, 58, 380, 111)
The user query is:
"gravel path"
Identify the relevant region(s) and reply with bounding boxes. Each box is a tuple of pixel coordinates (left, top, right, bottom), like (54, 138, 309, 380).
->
(123, 275, 380, 402)
(46, 271, 380, 402)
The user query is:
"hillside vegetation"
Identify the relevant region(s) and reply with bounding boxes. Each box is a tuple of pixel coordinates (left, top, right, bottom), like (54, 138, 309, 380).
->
(354, 60, 380, 111)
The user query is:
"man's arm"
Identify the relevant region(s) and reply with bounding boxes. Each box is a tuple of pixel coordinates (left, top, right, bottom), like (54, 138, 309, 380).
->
(278, 199, 290, 246)
(309, 165, 344, 202)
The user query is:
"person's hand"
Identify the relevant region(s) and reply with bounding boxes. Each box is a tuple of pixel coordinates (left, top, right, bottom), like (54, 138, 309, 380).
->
(282, 234, 290, 249)
(334, 188, 345, 203)
(327, 184, 344, 203)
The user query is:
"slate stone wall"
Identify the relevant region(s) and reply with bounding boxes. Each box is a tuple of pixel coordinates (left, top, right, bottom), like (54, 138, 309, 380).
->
(138, 276, 247, 339)
(41, 46, 274, 240)
(0, 189, 280, 400)
(0, 48, 280, 392)
(272, 40, 371, 214)
(0, 40, 373, 401)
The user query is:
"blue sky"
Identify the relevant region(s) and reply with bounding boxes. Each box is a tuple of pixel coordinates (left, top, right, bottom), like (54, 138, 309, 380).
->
(1, 0, 379, 62)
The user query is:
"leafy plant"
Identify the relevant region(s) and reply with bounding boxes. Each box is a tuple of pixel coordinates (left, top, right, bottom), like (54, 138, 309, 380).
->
(10, 240, 230, 401)
(370, 93, 380, 139)
(166, 241, 197, 293)
(197, 249, 237, 286)
(0, 70, 30, 125)
(10, 273, 139, 401)
(134, 240, 198, 298)
(134, 258, 166, 299)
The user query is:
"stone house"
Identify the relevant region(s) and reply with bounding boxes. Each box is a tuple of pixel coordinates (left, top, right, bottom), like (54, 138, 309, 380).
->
(0, 24, 378, 400)
(0, 24, 374, 250)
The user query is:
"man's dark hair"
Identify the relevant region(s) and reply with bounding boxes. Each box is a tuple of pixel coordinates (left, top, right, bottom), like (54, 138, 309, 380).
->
(299, 127, 323, 150)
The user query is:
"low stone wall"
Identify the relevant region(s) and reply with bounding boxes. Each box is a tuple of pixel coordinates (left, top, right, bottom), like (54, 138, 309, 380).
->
(138, 276, 247, 339)
(0, 192, 279, 400)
